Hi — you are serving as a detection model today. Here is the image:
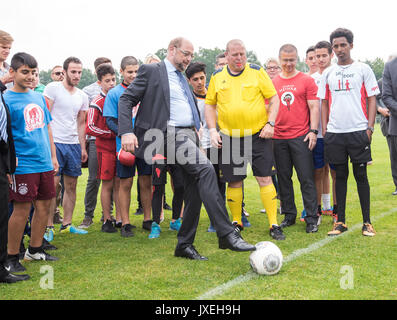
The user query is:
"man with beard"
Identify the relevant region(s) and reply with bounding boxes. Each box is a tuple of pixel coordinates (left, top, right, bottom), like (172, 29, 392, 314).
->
(44, 57, 89, 236)
(118, 37, 255, 260)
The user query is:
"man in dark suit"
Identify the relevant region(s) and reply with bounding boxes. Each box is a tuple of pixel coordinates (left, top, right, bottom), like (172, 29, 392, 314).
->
(0, 81, 30, 283)
(382, 55, 397, 195)
(118, 37, 256, 260)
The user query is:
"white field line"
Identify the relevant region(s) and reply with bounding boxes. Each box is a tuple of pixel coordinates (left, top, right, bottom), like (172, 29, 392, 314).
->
(195, 207, 397, 300)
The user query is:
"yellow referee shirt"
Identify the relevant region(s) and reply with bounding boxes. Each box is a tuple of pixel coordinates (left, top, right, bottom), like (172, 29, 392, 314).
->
(205, 63, 277, 137)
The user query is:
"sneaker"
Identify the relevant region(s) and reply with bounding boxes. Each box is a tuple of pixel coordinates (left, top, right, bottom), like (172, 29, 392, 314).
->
(316, 206, 322, 226)
(362, 223, 376, 237)
(115, 221, 122, 228)
(53, 208, 63, 224)
(322, 207, 333, 216)
(392, 189, 397, 196)
(134, 207, 144, 215)
(142, 220, 153, 231)
(163, 203, 172, 211)
(79, 217, 93, 229)
(280, 218, 296, 229)
(269, 225, 286, 240)
(44, 227, 54, 242)
(207, 223, 216, 233)
(121, 224, 134, 237)
(260, 208, 266, 213)
(232, 221, 244, 233)
(42, 238, 57, 251)
(300, 209, 306, 222)
(24, 248, 59, 261)
(149, 222, 161, 239)
(59, 224, 88, 235)
(241, 214, 251, 228)
(101, 219, 117, 233)
(306, 223, 318, 233)
(4, 256, 26, 273)
(170, 218, 182, 231)
(328, 222, 348, 236)
(242, 206, 250, 217)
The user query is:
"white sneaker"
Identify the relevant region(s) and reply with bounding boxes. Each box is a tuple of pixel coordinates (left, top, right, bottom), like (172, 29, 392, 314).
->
(24, 248, 59, 261)
(260, 208, 266, 213)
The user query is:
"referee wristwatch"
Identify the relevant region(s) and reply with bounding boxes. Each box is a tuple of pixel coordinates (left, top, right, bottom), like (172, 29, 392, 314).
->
(266, 121, 275, 127)
(310, 129, 319, 135)
(367, 126, 374, 133)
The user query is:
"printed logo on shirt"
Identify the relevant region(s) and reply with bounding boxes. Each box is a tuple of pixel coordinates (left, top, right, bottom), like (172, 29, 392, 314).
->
(24, 104, 45, 132)
(281, 92, 295, 111)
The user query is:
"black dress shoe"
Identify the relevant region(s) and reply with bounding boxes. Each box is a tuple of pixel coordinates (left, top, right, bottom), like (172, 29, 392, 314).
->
(306, 223, 318, 233)
(0, 272, 30, 283)
(218, 231, 256, 252)
(280, 218, 296, 229)
(174, 245, 208, 261)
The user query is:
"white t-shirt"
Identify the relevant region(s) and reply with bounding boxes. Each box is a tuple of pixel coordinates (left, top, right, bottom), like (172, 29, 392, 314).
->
(196, 95, 211, 149)
(311, 71, 323, 138)
(44, 81, 89, 144)
(317, 61, 380, 133)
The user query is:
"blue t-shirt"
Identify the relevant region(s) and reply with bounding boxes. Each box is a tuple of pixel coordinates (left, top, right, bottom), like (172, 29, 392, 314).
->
(103, 83, 134, 152)
(3, 90, 53, 174)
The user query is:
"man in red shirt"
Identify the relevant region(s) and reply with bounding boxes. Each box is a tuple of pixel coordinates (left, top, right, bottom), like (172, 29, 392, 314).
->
(272, 44, 320, 233)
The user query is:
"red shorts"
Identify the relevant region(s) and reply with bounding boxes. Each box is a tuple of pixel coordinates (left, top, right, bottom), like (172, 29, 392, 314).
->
(9, 171, 56, 202)
(97, 151, 116, 181)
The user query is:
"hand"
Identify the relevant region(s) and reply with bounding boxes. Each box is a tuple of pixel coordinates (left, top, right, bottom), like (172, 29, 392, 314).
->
(210, 129, 222, 149)
(121, 133, 139, 153)
(366, 129, 373, 143)
(259, 123, 274, 139)
(52, 157, 59, 175)
(198, 126, 203, 140)
(0, 72, 13, 84)
(81, 148, 88, 163)
(6, 174, 12, 185)
(304, 132, 317, 151)
(378, 107, 390, 117)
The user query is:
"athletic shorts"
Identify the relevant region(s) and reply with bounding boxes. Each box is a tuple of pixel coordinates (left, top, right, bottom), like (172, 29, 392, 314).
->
(9, 171, 56, 202)
(313, 138, 336, 170)
(152, 163, 184, 188)
(97, 151, 116, 181)
(324, 130, 372, 164)
(55, 143, 82, 177)
(116, 156, 152, 179)
(218, 132, 276, 183)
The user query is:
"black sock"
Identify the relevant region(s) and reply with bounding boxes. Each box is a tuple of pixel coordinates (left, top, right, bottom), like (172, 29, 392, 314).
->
(28, 245, 42, 254)
(353, 163, 371, 224)
(60, 223, 71, 230)
(7, 254, 19, 260)
(152, 185, 165, 224)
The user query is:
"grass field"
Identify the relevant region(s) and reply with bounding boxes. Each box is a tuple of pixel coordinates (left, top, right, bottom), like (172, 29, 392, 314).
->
(1, 125, 396, 301)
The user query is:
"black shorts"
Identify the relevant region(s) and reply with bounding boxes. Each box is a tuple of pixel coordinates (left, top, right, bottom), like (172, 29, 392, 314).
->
(218, 132, 276, 183)
(152, 163, 184, 188)
(324, 130, 372, 164)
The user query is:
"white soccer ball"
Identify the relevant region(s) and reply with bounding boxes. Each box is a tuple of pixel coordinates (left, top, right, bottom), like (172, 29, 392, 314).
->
(249, 241, 283, 275)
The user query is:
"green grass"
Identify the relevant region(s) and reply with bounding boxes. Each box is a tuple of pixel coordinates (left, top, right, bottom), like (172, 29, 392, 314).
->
(1, 125, 396, 300)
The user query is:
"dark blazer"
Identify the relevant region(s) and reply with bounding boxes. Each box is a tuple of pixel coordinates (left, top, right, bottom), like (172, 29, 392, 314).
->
(118, 61, 200, 159)
(0, 82, 16, 174)
(382, 57, 397, 136)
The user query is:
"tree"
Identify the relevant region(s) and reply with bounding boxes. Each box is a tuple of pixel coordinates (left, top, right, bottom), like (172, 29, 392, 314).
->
(363, 57, 384, 80)
(39, 69, 52, 86)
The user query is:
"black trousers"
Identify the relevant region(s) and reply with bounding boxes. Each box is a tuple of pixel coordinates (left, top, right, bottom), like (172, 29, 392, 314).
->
(273, 135, 318, 225)
(165, 127, 234, 249)
(0, 159, 9, 277)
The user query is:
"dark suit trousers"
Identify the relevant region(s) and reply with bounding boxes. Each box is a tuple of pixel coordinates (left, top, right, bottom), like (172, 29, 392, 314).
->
(388, 135, 397, 188)
(166, 127, 234, 249)
(0, 158, 9, 277)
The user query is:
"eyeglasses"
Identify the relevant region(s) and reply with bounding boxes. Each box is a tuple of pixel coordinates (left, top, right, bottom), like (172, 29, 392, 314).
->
(52, 72, 64, 76)
(176, 47, 194, 59)
(266, 66, 280, 71)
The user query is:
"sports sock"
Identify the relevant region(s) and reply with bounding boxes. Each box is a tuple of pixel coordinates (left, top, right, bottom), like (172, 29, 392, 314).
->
(352, 163, 371, 224)
(260, 184, 278, 227)
(322, 193, 331, 210)
(28, 246, 42, 254)
(60, 223, 71, 230)
(335, 163, 349, 223)
(227, 186, 243, 225)
(152, 185, 164, 224)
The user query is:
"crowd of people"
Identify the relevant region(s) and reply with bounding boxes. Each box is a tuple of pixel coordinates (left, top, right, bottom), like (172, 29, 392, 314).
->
(1, 26, 396, 284)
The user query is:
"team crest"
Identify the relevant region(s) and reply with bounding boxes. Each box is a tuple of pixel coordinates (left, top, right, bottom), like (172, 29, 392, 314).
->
(18, 183, 28, 195)
(281, 92, 295, 111)
(24, 104, 45, 132)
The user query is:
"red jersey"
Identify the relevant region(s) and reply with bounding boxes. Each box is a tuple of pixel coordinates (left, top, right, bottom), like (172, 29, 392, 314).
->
(86, 92, 116, 153)
(272, 72, 318, 139)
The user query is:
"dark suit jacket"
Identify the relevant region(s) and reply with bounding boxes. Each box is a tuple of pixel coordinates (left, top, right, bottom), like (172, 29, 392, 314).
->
(0, 81, 16, 174)
(382, 57, 397, 136)
(118, 61, 200, 160)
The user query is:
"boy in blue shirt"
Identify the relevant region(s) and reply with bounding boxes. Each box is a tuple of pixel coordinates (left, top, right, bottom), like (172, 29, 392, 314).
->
(4, 53, 58, 274)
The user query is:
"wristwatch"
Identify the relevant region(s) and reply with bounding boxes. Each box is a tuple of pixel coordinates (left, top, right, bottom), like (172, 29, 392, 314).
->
(367, 126, 374, 133)
(310, 129, 319, 135)
(266, 121, 275, 127)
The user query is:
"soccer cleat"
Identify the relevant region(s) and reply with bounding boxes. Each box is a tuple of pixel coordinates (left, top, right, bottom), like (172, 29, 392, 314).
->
(207, 223, 216, 233)
(120, 224, 134, 237)
(241, 214, 251, 228)
(149, 222, 161, 239)
(44, 227, 54, 242)
(59, 224, 88, 235)
(101, 219, 117, 233)
(79, 217, 93, 229)
(362, 223, 376, 237)
(242, 206, 250, 217)
(24, 248, 59, 261)
(300, 209, 306, 222)
(169, 218, 182, 231)
(269, 225, 286, 240)
(327, 222, 348, 236)
(4, 256, 26, 273)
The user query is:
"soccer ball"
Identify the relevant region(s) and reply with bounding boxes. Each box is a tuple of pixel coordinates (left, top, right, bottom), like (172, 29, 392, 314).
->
(249, 241, 283, 275)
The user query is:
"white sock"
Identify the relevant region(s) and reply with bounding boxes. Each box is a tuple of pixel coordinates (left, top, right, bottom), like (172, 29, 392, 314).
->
(322, 194, 331, 209)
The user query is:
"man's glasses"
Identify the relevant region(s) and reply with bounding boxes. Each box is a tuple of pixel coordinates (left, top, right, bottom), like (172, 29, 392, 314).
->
(176, 47, 194, 59)
(52, 72, 64, 76)
(266, 66, 280, 71)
